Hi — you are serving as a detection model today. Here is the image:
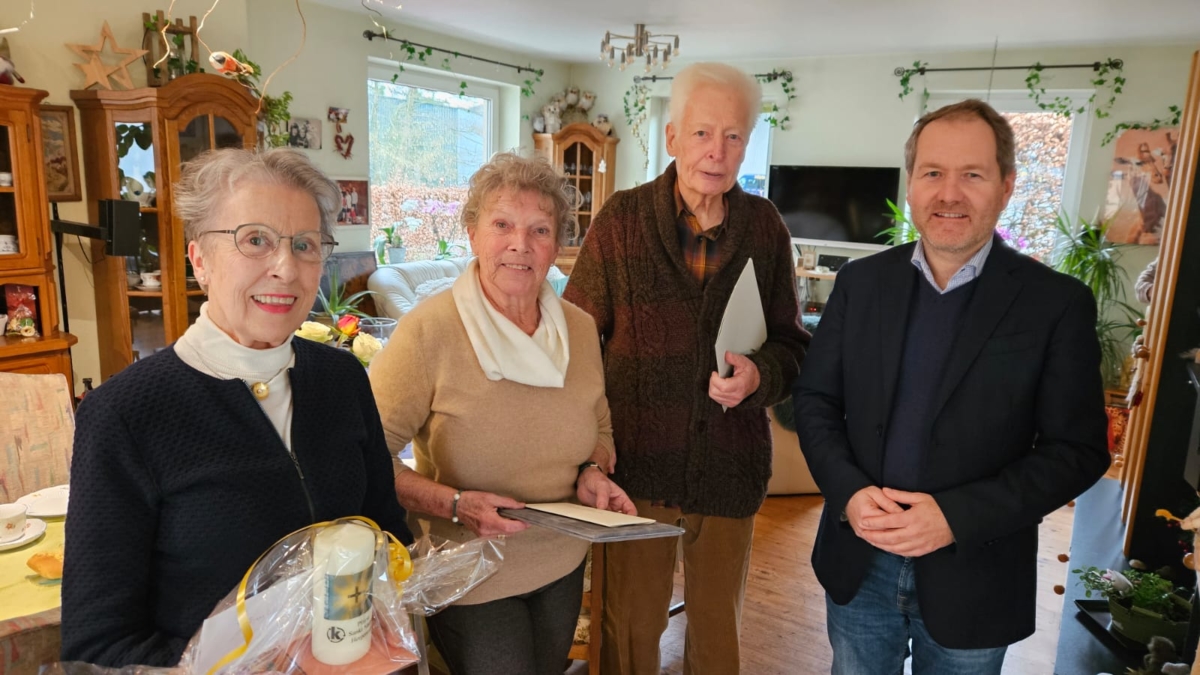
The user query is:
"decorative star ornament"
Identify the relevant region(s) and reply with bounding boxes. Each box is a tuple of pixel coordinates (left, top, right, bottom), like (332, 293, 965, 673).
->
(66, 21, 148, 90)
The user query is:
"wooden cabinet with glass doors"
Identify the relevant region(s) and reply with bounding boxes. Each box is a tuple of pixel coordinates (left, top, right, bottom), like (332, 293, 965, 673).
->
(0, 86, 77, 391)
(72, 74, 257, 379)
(533, 123, 618, 274)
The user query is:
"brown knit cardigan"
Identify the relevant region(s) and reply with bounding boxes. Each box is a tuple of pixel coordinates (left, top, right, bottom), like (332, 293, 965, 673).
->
(563, 162, 809, 518)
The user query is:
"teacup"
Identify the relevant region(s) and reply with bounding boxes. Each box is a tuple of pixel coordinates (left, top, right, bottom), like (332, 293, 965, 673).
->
(140, 270, 162, 288)
(0, 503, 27, 543)
(0, 172, 11, 187)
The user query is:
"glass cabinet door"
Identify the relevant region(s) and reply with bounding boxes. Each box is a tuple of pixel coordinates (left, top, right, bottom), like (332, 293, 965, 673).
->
(562, 141, 596, 244)
(115, 121, 165, 361)
(0, 124, 20, 262)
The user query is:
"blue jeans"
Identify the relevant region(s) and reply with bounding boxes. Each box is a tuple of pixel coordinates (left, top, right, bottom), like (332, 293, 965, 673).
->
(825, 551, 1007, 675)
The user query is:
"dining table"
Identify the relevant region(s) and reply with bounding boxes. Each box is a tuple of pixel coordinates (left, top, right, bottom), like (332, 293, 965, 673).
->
(0, 517, 65, 675)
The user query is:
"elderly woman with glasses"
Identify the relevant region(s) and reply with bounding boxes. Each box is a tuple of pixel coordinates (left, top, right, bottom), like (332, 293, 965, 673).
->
(61, 148, 413, 668)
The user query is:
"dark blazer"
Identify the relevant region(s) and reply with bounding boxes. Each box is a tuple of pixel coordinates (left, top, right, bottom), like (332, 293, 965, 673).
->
(793, 236, 1109, 649)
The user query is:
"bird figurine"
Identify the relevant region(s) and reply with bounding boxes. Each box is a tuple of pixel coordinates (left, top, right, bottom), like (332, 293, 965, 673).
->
(0, 38, 24, 85)
(592, 114, 612, 136)
(578, 91, 596, 111)
(209, 51, 255, 78)
(565, 87, 580, 106)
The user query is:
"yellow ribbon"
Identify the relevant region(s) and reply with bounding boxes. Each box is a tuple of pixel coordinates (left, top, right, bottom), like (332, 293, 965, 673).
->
(206, 516, 413, 675)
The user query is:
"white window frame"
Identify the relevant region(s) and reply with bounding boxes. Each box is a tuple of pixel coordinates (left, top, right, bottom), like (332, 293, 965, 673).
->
(366, 59, 500, 162)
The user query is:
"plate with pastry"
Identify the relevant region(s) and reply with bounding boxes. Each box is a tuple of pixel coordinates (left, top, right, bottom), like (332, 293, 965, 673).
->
(27, 548, 64, 580)
(0, 518, 46, 551)
(16, 484, 69, 518)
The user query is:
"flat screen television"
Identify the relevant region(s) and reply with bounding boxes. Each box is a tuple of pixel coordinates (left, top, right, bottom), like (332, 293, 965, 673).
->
(767, 165, 902, 251)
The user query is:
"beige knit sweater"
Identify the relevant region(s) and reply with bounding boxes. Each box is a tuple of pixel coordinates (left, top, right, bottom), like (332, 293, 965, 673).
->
(369, 289, 614, 605)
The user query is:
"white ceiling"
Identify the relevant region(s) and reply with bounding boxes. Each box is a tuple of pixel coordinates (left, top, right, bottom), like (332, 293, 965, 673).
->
(325, 0, 1200, 64)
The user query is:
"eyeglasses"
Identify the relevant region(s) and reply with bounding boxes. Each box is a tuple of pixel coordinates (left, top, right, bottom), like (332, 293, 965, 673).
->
(199, 223, 337, 263)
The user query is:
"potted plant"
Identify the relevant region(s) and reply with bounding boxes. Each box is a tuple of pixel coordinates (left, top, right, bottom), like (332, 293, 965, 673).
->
(1051, 213, 1141, 388)
(1074, 566, 1192, 648)
(374, 224, 405, 265)
(313, 268, 375, 324)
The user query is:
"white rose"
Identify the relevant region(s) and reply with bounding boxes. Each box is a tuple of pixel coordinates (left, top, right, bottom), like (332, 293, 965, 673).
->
(295, 321, 333, 343)
(351, 332, 383, 364)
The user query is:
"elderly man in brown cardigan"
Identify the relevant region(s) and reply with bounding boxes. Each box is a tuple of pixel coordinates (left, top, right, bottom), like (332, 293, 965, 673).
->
(563, 62, 809, 675)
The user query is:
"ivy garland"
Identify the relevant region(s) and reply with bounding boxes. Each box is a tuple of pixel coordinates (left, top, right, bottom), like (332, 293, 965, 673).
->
(1101, 105, 1182, 146)
(623, 83, 651, 171)
(758, 69, 796, 129)
(386, 41, 542, 100)
(897, 61, 929, 101)
(1025, 58, 1124, 119)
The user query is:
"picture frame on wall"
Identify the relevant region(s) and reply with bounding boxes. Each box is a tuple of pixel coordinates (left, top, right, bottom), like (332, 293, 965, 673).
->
(38, 105, 83, 202)
(334, 179, 369, 225)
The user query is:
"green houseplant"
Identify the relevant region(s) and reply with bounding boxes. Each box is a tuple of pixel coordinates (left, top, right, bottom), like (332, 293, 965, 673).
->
(875, 198, 920, 246)
(1074, 566, 1191, 647)
(313, 268, 375, 323)
(374, 224, 405, 265)
(1051, 213, 1141, 388)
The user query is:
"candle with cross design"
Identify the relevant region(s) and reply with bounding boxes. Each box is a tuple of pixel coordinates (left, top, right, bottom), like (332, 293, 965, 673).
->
(311, 522, 377, 665)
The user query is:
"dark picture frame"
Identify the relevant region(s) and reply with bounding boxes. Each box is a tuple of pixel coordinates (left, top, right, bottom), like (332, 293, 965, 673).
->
(38, 105, 83, 202)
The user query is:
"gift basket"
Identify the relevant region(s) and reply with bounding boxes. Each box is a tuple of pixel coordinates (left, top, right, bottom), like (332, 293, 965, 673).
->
(48, 516, 503, 675)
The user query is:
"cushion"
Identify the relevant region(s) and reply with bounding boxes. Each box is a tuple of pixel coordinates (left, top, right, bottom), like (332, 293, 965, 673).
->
(414, 277, 457, 303)
(0, 373, 74, 502)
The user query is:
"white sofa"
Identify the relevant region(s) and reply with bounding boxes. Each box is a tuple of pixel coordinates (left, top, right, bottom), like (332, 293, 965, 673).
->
(367, 257, 473, 320)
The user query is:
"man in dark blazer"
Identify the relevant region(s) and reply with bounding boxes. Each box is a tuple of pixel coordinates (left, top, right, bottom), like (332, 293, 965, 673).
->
(793, 99, 1110, 674)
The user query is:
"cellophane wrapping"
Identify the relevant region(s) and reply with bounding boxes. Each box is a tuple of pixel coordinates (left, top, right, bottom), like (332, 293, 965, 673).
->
(46, 518, 504, 675)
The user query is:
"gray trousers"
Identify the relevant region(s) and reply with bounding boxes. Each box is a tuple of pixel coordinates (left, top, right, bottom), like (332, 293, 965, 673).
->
(426, 558, 586, 675)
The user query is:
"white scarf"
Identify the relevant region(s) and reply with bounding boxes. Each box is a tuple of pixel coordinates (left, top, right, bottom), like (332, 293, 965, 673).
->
(452, 259, 569, 388)
(174, 303, 296, 449)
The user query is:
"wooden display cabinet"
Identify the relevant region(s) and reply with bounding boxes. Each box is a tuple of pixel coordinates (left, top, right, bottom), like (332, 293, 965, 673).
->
(533, 123, 618, 274)
(0, 86, 77, 393)
(72, 74, 257, 379)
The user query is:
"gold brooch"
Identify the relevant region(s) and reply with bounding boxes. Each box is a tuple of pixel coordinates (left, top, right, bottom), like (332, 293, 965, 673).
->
(250, 381, 270, 400)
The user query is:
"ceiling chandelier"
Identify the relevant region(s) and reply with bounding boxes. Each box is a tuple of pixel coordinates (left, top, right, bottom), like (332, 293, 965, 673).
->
(600, 24, 680, 73)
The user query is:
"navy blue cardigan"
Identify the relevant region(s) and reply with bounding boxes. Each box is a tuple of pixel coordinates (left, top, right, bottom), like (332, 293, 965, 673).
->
(61, 337, 412, 667)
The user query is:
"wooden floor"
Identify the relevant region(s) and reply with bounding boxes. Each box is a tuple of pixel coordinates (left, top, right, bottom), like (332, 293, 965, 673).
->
(570, 495, 1075, 675)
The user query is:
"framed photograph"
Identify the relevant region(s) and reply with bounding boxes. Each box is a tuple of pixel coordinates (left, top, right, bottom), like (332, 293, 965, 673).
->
(334, 179, 369, 225)
(287, 118, 322, 150)
(38, 105, 82, 202)
(1103, 127, 1178, 246)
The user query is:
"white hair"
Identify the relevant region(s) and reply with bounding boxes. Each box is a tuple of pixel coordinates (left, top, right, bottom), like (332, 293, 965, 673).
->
(669, 62, 762, 134)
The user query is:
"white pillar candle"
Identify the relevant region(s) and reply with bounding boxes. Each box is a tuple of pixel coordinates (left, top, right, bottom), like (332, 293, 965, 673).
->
(312, 523, 376, 665)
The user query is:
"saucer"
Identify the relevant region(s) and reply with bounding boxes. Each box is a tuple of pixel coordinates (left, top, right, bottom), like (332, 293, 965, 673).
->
(136, 284, 163, 292)
(17, 484, 68, 518)
(0, 518, 47, 551)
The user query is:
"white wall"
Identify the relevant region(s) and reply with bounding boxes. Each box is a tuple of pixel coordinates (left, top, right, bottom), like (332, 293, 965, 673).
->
(247, 0, 571, 251)
(1, 0, 250, 391)
(567, 43, 1196, 305)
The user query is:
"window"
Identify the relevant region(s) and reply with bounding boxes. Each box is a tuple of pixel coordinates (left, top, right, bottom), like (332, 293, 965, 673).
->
(926, 92, 1092, 262)
(367, 65, 498, 261)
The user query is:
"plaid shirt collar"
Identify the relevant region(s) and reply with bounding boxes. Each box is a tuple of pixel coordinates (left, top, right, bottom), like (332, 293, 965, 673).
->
(674, 181, 727, 241)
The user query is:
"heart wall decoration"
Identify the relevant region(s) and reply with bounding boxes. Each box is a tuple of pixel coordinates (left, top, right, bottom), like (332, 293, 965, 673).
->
(328, 106, 352, 159)
(335, 133, 354, 159)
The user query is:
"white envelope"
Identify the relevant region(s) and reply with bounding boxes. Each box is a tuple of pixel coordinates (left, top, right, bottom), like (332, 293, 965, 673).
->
(525, 502, 656, 528)
(714, 259, 767, 410)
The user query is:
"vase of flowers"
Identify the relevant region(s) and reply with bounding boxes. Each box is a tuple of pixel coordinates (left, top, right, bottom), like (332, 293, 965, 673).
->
(295, 315, 384, 367)
(1075, 566, 1192, 647)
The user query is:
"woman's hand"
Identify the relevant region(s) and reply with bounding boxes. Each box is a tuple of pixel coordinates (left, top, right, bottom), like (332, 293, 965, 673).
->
(457, 490, 530, 537)
(576, 469, 637, 515)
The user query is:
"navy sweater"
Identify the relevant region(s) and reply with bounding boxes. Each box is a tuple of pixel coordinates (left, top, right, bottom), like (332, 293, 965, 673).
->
(62, 338, 412, 667)
(882, 273, 976, 491)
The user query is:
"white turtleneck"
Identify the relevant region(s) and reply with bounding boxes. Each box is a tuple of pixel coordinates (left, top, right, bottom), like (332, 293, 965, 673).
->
(174, 303, 296, 451)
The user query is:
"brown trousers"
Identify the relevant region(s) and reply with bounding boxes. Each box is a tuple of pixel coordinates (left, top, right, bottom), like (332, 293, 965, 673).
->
(601, 498, 756, 675)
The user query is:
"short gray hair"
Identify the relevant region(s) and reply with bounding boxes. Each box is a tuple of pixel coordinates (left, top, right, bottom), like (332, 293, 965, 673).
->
(669, 62, 762, 134)
(174, 148, 340, 244)
(460, 152, 579, 247)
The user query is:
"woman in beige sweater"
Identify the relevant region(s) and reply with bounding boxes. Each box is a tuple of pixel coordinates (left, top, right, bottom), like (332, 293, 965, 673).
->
(369, 153, 634, 675)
